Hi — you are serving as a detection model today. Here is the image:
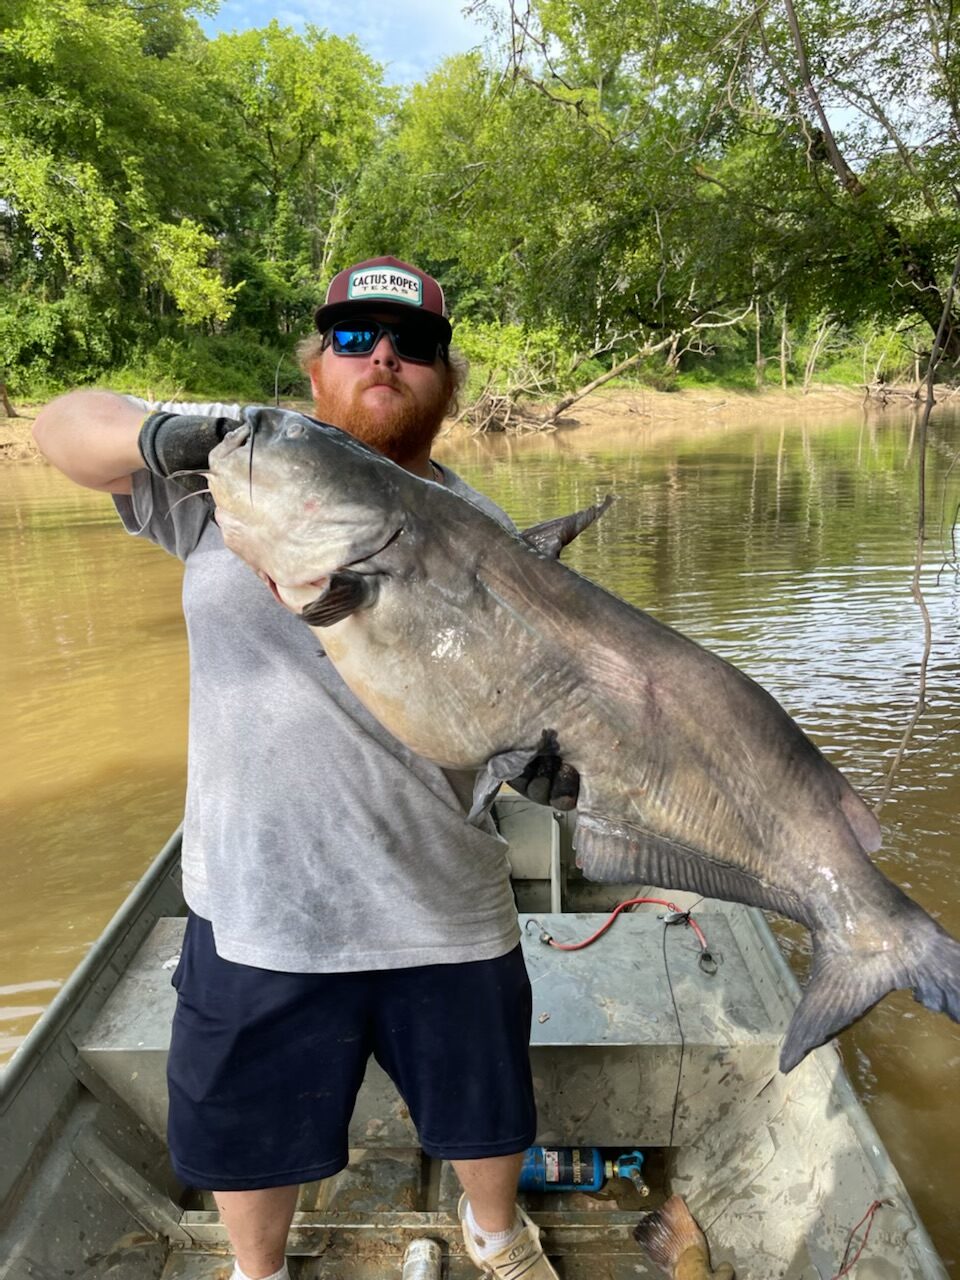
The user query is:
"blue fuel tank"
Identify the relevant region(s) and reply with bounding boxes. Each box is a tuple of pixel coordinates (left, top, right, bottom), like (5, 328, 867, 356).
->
(518, 1146, 607, 1192)
(518, 1147, 648, 1194)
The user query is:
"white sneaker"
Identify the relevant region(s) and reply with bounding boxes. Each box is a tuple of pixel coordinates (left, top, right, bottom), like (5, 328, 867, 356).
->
(458, 1194, 560, 1279)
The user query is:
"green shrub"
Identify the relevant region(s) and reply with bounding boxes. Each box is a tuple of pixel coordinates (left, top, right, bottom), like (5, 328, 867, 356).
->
(111, 331, 303, 402)
(453, 319, 577, 396)
(0, 289, 123, 394)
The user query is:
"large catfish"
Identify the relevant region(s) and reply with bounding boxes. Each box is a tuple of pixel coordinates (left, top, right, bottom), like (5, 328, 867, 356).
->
(208, 406, 960, 1072)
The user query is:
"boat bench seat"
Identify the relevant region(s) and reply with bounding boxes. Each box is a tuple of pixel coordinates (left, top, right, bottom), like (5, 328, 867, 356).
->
(77, 907, 787, 1147)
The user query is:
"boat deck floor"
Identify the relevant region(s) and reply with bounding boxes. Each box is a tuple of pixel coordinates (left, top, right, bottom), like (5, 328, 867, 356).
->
(159, 1244, 696, 1279)
(159, 1150, 682, 1279)
(160, 1250, 667, 1279)
(48, 905, 934, 1279)
(150, 1138, 852, 1280)
(2, 815, 945, 1279)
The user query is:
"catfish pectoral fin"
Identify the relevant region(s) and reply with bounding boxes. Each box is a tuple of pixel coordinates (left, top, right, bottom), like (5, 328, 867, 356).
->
(468, 737, 554, 826)
(574, 812, 810, 923)
(300, 571, 379, 627)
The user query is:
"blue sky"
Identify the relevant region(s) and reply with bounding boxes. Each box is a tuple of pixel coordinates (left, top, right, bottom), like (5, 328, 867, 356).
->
(199, 1, 494, 84)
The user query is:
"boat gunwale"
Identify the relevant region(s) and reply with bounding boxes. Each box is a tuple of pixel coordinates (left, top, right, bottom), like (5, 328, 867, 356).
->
(720, 903, 948, 1277)
(0, 826, 183, 1109)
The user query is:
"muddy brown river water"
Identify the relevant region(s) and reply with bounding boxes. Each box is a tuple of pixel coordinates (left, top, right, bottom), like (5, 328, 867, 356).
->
(2, 402, 958, 1269)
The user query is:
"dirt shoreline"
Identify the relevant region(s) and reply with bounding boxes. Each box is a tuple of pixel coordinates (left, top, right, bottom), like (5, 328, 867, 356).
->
(0, 382, 933, 465)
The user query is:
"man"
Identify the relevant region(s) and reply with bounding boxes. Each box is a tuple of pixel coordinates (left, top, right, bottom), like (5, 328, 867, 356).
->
(32, 258, 564, 1280)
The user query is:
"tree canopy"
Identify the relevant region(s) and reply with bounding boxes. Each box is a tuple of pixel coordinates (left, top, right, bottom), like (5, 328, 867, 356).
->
(2, 0, 958, 396)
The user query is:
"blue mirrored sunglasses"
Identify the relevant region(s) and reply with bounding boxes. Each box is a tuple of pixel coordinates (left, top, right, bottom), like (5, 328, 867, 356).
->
(322, 318, 448, 365)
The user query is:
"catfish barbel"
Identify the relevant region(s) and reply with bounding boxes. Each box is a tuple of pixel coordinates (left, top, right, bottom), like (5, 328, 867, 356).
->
(208, 406, 960, 1072)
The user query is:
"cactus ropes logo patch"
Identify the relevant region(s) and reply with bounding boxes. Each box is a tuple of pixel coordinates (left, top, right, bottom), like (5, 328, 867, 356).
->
(347, 266, 423, 307)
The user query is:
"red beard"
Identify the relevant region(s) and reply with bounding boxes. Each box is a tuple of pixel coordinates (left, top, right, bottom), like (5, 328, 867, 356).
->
(312, 368, 449, 466)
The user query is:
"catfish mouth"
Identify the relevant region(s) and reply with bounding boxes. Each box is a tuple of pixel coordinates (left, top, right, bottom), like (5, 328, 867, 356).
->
(260, 525, 403, 609)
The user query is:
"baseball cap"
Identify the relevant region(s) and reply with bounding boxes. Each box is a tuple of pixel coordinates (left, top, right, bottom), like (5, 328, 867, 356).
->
(314, 256, 452, 343)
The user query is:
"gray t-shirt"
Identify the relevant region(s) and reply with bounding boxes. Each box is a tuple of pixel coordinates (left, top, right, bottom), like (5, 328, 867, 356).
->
(116, 401, 520, 971)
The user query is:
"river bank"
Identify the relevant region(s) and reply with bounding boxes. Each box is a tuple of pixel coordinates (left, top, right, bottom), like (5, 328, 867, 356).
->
(0, 382, 912, 465)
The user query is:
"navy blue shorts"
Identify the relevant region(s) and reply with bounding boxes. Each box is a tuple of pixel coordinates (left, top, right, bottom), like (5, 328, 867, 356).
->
(167, 914, 537, 1190)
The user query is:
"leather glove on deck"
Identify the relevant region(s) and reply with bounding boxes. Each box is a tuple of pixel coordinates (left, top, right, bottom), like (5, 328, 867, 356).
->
(137, 411, 242, 492)
(509, 754, 580, 811)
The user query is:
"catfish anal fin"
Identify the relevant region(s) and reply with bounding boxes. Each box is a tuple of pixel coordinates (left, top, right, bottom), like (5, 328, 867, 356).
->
(573, 811, 810, 926)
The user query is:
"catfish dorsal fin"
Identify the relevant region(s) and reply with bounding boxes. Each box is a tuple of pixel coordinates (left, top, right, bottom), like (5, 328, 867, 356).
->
(521, 495, 614, 559)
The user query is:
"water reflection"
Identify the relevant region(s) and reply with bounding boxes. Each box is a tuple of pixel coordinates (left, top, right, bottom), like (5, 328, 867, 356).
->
(2, 407, 959, 1268)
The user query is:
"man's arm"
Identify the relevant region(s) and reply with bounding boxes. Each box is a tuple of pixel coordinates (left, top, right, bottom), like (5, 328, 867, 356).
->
(34, 390, 245, 495)
(32, 390, 146, 494)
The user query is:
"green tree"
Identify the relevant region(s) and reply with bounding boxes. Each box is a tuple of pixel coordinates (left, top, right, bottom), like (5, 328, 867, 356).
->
(342, 52, 685, 360)
(472, 0, 960, 361)
(0, 6, 394, 390)
(203, 22, 395, 336)
(0, 0, 237, 385)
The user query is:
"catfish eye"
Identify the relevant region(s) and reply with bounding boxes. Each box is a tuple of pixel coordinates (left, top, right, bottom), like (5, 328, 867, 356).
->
(285, 421, 306, 439)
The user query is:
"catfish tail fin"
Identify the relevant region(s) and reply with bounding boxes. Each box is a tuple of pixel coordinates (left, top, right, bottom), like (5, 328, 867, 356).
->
(780, 919, 960, 1074)
(910, 925, 960, 1021)
(633, 1195, 734, 1279)
(633, 1195, 707, 1274)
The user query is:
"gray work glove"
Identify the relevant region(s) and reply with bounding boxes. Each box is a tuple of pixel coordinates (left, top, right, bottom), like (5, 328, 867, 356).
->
(137, 411, 242, 492)
(509, 755, 580, 811)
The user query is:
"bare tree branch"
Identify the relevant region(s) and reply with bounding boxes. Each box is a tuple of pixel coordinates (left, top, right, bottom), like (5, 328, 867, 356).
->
(543, 338, 677, 423)
(781, 0, 866, 197)
(539, 304, 755, 424)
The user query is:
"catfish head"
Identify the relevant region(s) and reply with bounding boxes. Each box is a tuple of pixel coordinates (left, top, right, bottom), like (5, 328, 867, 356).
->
(207, 406, 407, 613)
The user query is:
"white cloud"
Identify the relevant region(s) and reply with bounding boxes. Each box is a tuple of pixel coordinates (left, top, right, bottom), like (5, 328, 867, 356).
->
(201, 0, 491, 83)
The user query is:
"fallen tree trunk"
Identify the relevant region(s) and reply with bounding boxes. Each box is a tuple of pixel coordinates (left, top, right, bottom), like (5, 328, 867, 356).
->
(542, 316, 751, 424)
(858, 381, 960, 406)
(1, 383, 18, 418)
(542, 351, 648, 424)
(461, 314, 749, 433)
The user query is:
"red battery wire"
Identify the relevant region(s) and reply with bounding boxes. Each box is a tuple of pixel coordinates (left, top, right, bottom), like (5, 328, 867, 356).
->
(537, 897, 709, 952)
